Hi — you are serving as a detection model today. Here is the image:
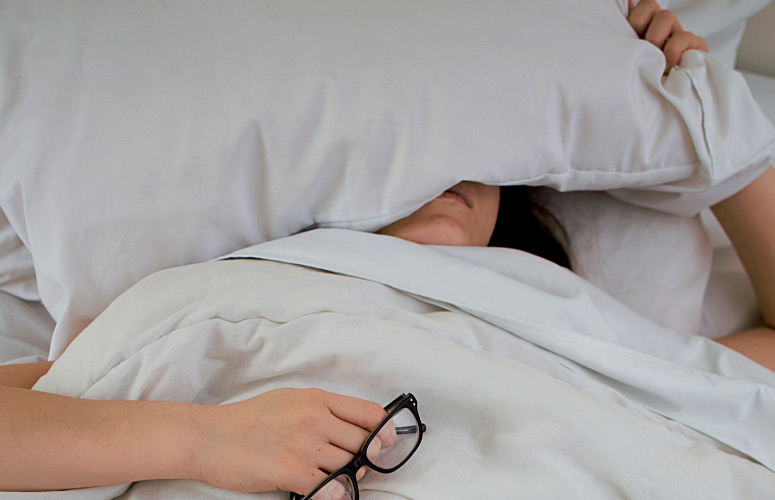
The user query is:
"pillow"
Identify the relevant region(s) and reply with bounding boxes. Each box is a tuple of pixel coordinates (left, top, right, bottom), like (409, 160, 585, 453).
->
(0, 0, 773, 357)
(540, 189, 713, 336)
(0, 209, 39, 302)
(0, 291, 54, 365)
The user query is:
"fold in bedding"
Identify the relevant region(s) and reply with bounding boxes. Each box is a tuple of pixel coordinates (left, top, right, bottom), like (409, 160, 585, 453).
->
(20, 229, 775, 499)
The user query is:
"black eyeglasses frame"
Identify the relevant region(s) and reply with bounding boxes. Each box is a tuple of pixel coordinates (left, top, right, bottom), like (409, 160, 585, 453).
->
(289, 392, 426, 500)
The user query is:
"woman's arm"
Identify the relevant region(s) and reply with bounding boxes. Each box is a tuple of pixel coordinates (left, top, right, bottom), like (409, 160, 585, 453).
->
(0, 381, 384, 494)
(0, 385, 203, 491)
(625, 3, 775, 370)
(0, 360, 54, 388)
(711, 167, 775, 371)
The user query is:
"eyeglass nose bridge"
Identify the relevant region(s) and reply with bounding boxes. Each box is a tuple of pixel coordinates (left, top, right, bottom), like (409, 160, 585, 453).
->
(349, 455, 368, 474)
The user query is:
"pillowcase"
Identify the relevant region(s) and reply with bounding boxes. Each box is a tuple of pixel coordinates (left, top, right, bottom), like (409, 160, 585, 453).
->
(541, 189, 713, 336)
(0, 291, 54, 365)
(0, 210, 39, 302)
(0, 0, 773, 357)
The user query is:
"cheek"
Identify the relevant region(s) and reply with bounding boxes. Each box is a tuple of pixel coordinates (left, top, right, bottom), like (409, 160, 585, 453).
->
(393, 214, 473, 246)
(473, 212, 497, 246)
(377, 204, 475, 246)
(474, 188, 501, 246)
(418, 218, 473, 246)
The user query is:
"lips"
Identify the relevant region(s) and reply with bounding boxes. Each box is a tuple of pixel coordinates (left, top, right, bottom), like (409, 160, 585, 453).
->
(442, 183, 472, 207)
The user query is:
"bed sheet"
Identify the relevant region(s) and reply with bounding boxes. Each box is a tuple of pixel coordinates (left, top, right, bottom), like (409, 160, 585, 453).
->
(18, 229, 775, 499)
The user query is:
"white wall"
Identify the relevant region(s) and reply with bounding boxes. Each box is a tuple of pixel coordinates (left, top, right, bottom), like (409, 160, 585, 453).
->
(737, 1, 775, 77)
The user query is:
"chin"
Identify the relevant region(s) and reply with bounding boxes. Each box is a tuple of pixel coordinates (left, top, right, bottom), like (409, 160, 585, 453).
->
(398, 218, 473, 246)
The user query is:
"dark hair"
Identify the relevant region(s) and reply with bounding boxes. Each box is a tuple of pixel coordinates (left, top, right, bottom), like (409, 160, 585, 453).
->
(488, 186, 572, 270)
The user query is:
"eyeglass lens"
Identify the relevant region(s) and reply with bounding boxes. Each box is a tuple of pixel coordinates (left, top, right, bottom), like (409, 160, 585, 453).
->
(308, 473, 355, 500)
(369, 407, 422, 470)
(308, 407, 421, 499)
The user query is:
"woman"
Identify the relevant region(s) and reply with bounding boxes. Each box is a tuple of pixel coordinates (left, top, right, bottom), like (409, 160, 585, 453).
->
(1, 1, 770, 496)
(378, 182, 572, 269)
(378, 171, 775, 373)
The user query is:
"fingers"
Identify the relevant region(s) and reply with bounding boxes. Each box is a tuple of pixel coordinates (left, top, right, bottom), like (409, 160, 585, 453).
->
(325, 413, 373, 455)
(376, 420, 397, 450)
(312, 443, 356, 478)
(366, 436, 383, 463)
(663, 31, 708, 67)
(288, 459, 337, 497)
(643, 9, 680, 50)
(315, 478, 348, 500)
(627, 0, 708, 70)
(195, 388, 385, 495)
(285, 390, 384, 494)
(630, 0, 682, 49)
(628, 0, 666, 39)
(322, 390, 387, 432)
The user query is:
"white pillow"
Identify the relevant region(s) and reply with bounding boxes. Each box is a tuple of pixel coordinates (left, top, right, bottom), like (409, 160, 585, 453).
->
(0, 0, 772, 357)
(541, 189, 713, 336)
(0, 210, 38, 302)
(0, 291, 53, 365)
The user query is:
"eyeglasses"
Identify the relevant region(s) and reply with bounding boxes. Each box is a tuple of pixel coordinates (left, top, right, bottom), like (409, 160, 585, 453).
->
(289, 393, 426, 500)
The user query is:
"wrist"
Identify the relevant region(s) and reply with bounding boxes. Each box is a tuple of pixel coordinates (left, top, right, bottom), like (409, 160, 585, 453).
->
(60, 398, 211, 487)
(74, 399, 207, 486)
(143, 400, 211, 483)
(178, 401, 237, 485)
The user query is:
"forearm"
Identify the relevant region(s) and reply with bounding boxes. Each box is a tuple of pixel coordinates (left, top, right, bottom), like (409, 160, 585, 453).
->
(711, 167, 775, 327)
(0, 386, 202, 491)
(716, 328, 775, 372)
(1, 386, 386, 495)
(711, 167, 775, 371)
(0, 361, 54, 389)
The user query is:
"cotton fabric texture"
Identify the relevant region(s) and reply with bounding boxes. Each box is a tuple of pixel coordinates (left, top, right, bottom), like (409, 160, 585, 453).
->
(0, 0, 773, 357)
(23, 229, 775, 499)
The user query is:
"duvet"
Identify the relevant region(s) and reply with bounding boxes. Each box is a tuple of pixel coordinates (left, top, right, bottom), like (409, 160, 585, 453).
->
(18, 229, 775, 499)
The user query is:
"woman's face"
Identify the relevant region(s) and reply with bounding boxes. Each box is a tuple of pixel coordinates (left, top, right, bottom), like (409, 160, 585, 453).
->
(377, 182, 500, 246)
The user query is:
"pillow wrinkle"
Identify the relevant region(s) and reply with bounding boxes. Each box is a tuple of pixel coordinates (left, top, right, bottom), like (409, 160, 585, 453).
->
(0, 0, 772, 356)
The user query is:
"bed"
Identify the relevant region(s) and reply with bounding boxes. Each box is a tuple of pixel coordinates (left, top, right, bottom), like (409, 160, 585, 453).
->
(0, 1, 774, 498)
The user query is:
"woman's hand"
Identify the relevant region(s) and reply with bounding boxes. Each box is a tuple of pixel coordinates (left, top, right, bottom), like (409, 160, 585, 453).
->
(193, 388, 386, 496)
(0, 385, 384, 494)
(628, 0, 708, 70)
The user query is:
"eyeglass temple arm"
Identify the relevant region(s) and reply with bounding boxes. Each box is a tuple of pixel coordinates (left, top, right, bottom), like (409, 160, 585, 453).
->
(395, 423, 427, 435)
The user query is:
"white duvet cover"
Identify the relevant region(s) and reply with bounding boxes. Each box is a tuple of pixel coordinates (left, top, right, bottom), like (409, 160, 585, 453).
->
(18, 229, 775, 499)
